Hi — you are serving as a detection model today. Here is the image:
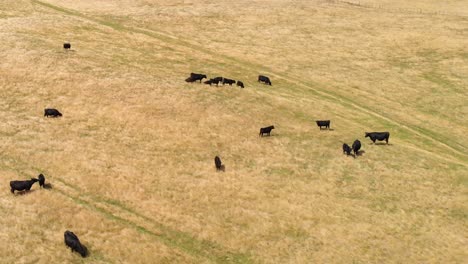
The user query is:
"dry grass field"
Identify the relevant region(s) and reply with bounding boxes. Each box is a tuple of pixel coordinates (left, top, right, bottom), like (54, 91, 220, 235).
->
(0, 0, 467, 263)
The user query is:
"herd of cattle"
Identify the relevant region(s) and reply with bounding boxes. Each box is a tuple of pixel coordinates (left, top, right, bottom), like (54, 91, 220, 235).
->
(185, 72, 274, 89)
(8, 68, 391, 258)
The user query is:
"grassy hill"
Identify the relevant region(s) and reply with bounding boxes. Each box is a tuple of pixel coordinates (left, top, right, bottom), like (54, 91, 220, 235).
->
(0, 0, 466, 263)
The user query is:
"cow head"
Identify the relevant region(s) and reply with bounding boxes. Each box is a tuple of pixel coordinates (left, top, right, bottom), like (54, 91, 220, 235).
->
(78, 244, 88, 257)
(365, 132, 369, 137)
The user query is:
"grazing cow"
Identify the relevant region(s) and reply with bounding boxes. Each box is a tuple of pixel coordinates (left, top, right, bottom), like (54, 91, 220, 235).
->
(365, 132, 390, 144)
(205, 77, 222, 86)
(189, 73, 207, 83)
(63, 43, 71, 50)
(38, 174, 45, 188)
(213, 77, 223, 83)
(10, 178, 38, 194)
(342, 143, 352, 156)
(259, 125, 275, 137)
(352, 139, 361, 157)
(316, 120, 331, 130)
(44, 108, 62, 117)
(222, 78, 236, 86)
(214, 156, 224, 171)
(64, 231, 88, 258)
(237, 81, 244, 88)
(258, 75, 272, 85)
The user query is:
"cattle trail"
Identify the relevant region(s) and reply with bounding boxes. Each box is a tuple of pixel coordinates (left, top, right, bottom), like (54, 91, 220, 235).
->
(51, 178, 252, 263)
(31, 0, 468, 167)
(1, 154, 251, 263)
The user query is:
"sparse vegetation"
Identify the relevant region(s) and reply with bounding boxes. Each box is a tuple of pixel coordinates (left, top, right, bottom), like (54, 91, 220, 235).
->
(0, 0, 466, 263)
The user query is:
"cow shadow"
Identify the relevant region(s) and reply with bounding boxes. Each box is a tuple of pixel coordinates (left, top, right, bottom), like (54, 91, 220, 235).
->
(319, 129, 335, 131)
(42, 183, 53, 189)
(14, 190, 36, 196)
(373, 142, 392, 146)
(218, 165, 226, 172)
(356, 150, 366, 156)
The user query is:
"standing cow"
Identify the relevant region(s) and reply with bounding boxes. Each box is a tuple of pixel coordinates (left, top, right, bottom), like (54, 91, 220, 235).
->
(222, 78, 236, 86)
(259, 125, 275, 137)
(214, 156, 224, 171)
(365, 132, 390, 144)
(316, 120, 331, 130)
(190, 73, 207, 83)
(38, 174, 46, 188)
(10, 178, 39, 194)
(352, 139, 361, 157)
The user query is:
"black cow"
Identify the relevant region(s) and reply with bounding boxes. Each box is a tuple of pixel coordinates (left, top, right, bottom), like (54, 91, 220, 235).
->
(343, 143, 352, 156)
(259, 125, 275, 137)
(44, 108, 62, 117)
(63, 43, 71, 50)
(38, 174, 45, 188)
(258, 75, 272, 85)
(214, 156, 224, 171)
(316, 120, 330, 130)
(213, 77, 223, 83)
(64, 231, 88, 258)
(237, 81, 244, 88)
(352, 139, 361, 157)
(365, 132, 390, 144)
(189, 73, 207, 83)
(207, 77, 222, 86)
(10, 178, 38, 194)
(222, 78, 235, 86)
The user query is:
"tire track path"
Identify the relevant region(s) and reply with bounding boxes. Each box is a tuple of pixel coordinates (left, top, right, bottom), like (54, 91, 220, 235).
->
(32, 0, 468, 166)
(0, 155, 251, 264)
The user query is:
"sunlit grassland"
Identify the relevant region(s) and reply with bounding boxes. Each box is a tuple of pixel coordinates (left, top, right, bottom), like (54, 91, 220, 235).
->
(0, 0, 466, 263)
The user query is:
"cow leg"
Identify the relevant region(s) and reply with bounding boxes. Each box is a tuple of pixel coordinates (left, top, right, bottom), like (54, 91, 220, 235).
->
(11, 188, 14, 194)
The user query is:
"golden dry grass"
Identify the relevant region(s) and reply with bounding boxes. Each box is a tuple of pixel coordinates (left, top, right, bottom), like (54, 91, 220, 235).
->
(0, 0, 467, 263)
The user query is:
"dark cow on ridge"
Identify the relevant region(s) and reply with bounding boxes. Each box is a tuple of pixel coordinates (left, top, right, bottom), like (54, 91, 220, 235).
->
(352, 139, 361, 157)
(222, 78, 236, 86)
(10, 178, 38, 194)
(63, 42, 71, 50)
(214, 156, 224, 171)
(44, 108, 62, 117)
(343, 143, 352, 156)
(316, 120, 331, 130)
(259, 125, 275, 137)
(213, 77, 223, 85)
(258, 75, 272, 85)
(365, 132, 390, 144)
(236, 81, 244, 88)
(64, 230, 88, 258)
(185, 72, 206, 83)
(38, 174, 45, 188)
